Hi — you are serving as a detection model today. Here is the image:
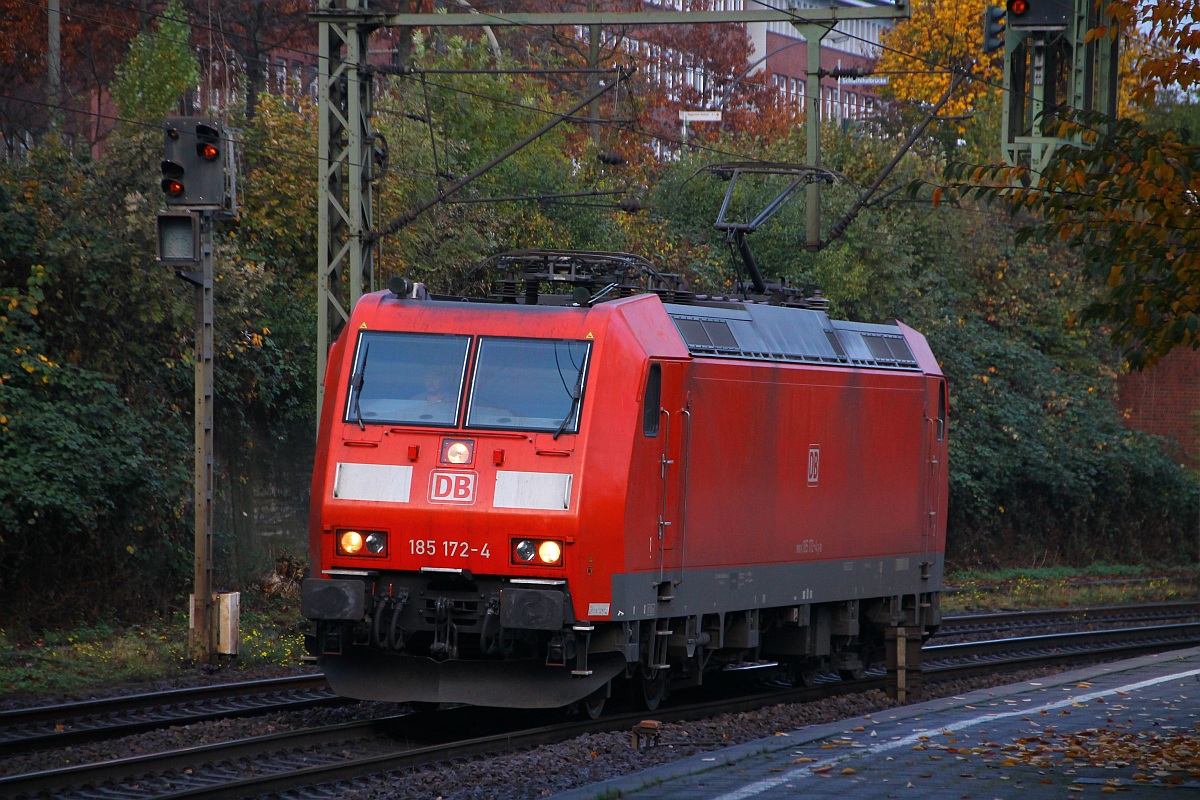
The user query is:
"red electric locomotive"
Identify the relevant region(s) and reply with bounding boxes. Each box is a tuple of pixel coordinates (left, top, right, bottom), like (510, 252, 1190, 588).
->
(302, 252, 948, 711)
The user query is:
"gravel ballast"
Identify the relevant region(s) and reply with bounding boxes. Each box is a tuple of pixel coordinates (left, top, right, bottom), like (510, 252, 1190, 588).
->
(0, 666, 1072, 799)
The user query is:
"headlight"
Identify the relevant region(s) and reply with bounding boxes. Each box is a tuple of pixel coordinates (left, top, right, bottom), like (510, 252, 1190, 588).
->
(514, 539, 537, 562)
(440, 438, 475, 465)
(337, 529, 387, 557)
(339, 530, 364, 554)
(537, 540, 562, 564)
(511, 538, 563, 566)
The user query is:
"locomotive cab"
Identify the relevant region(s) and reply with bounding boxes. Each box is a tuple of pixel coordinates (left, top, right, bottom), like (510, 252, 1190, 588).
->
(302, 291, 656, 707)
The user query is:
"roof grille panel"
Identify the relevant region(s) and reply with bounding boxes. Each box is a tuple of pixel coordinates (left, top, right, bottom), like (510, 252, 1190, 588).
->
(865, 335, 894, 361)
(675, 318, 711, 347)
(666, 304, 921, 372)
(704, 319, 739, 349)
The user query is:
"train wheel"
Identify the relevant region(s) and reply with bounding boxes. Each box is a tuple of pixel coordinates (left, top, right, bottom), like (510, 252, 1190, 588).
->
(638, 668, 669, 711)
(782, 661, 822, 687)
(795, 668, 821, 687)
(582, 688, 607, 720)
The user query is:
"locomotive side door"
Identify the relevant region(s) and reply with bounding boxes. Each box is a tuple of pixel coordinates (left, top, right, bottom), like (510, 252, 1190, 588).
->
(646, 360, 690, 596)
(922, 379, 948, 577)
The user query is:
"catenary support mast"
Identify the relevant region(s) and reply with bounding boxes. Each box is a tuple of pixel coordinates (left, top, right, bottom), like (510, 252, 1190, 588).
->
(317, 1, 377, 420)
(312, 3, 912, 394)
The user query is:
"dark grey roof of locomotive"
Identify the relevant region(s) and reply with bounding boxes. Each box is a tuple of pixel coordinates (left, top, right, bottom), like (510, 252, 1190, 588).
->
(663, 302, 920, 371)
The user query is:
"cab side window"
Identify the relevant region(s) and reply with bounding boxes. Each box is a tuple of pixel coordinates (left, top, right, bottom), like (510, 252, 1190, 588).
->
(643, 363, 661, 437)
(937, 382, 947, 442)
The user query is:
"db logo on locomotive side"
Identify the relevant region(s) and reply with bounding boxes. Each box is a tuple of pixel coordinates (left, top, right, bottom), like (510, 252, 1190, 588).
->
(429, 470, 477, 504)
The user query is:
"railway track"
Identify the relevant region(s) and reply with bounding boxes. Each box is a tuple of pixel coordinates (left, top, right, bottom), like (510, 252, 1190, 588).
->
(935, 600, 1200, 639)
(925, 621, 1200, 673)
(6, 601, 1194, 756)
(0, 674, 339, 757)
(3, 604, 1199, 800)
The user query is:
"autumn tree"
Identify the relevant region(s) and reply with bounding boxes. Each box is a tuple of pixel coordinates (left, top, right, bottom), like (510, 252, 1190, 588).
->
(456, 2, 799, 153)
(875, 0, 1004, 155)
(628, 16, 800, 147)
(0, 0, 140, 148)
(112, 0, 200, 125)
(183, 0, 311, 121)
(1105, 0, 1200, 105)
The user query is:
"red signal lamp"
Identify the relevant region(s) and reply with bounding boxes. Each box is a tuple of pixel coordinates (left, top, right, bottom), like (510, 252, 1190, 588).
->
(198, 143, 219, 160)
(1007, 0, 1028, 14)
(160, 160, 186, 198)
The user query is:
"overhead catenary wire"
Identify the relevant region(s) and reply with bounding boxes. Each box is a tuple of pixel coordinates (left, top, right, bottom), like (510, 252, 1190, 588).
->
(6, 1, 785, 178)
(9, 0, 1054, 174)
(13, 0, 1017, 131)
(374, 61, 772, 177)
(370, 68, 627, 242)
(6, 79, 1149, 226)
(27, 0, 1155, 141)
(2, 81, 1087, 228)
(3, 6, 1182, 271)
(3, 1, 1162, 219)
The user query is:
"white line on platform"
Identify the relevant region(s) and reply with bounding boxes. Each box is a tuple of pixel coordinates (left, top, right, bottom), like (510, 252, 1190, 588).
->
(710, 666, 1200, 800)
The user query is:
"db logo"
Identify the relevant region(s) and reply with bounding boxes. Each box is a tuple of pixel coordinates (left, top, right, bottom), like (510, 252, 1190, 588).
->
(429, 471, 477, 504)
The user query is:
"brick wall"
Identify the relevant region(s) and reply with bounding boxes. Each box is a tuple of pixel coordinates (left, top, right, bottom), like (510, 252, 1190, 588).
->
(1116, 347, 1200, 468)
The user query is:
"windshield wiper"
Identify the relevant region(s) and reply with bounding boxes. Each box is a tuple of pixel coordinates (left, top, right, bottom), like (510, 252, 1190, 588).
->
(553, 366, 584, 440)
(350, 343, 370, 430)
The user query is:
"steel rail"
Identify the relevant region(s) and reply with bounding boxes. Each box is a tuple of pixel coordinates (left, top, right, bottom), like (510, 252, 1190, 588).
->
(5, 621, 1200, 799)
(0, 674, 336, 756)
(936, 601, 1200, 638)
(0, 714, 419, 798)
(4, 603, 1199, 757)
(924, 622, 1200, 673)
(0, 686, 861, 800)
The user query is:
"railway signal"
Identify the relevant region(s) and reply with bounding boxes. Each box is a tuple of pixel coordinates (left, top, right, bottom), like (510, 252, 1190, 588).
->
(983, 5, 1006, 54)
(1006, 0, 1071, 29)
(157, 114, 234, 664)
(156, 210, 201, 271)
(161, 117, 226, 208)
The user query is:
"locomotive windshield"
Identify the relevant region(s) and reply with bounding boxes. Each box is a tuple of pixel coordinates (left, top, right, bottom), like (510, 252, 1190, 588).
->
(466, 338, 590, 435)
(344, 332, 470, 427)
(343, 333, 590, 433)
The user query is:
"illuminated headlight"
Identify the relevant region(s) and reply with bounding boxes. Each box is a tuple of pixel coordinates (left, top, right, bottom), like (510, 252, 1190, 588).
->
(537, 540, 562, 564)
(511, 538, 563, 566)
(339, 530, 364, 554)
(440, 438, 474, 465)
(337, 529, 387, 557)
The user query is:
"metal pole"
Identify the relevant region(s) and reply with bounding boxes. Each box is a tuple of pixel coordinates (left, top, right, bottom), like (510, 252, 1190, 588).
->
(47, 0, 61, 128)
(348, 8, 374, 302)
(588, 0, 600, 146)
(190, 211, 216, 665)
(316, 2, 375, 422)
(798, 23, 826, 251)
